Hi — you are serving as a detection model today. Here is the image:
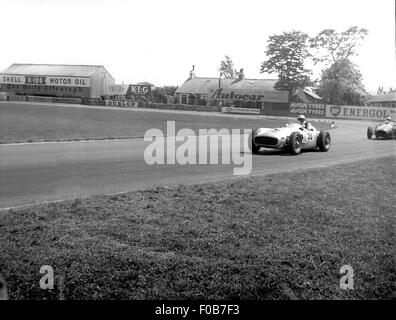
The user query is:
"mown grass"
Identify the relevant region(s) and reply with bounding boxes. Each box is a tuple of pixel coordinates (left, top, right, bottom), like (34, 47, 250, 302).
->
(0, 156, 394, 300)
(0, 102, 331, 143)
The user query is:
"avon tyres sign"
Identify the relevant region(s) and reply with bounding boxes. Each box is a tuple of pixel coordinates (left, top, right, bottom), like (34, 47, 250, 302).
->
(290, 103, 326, 116)
(325, 105, 396, 120)
(0, 74, 90, 87)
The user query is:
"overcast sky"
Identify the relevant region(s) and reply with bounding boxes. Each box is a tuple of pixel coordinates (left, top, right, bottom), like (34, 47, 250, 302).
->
(1, 0, 395, 93)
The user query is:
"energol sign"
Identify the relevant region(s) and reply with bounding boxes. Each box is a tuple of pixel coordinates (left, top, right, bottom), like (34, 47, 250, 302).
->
(325, 105, 395, 120)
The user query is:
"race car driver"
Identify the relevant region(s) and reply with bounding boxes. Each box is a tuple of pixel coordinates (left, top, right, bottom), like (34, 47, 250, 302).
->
(297, 114, 314, 130)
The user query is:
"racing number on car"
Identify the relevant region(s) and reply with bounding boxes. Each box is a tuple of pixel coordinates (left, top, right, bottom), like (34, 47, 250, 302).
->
(307, 132, 313, 141)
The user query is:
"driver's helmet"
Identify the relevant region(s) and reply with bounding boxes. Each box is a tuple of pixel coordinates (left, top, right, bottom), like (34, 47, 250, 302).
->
(297, 114, 306, 124)
(386, 116, 392, 121)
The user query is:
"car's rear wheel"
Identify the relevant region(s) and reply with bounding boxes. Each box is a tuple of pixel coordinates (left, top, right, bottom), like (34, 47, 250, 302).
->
(249, 130, 261, 154)
(367, 127, 374, 139)
(392, 126, 396, 139)
(288, 132, 302, 155)
(318, 130, 331, 152)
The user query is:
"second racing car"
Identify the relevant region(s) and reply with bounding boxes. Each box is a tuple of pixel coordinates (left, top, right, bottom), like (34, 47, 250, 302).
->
(367, 117, 396, 140)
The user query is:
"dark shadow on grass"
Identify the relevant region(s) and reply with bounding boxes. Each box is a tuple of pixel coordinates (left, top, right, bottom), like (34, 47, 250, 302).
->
(276, 148, 325, 156)
(242, 148, 322, 157)
(257, 148, 289, 156)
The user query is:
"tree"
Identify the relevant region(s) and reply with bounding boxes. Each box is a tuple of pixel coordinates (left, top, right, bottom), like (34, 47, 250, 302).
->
(219, 55, 238, 78)
(318, 58, 367, 105)
(310, 26, 368, 65)
(137, 81, 155, 87)
(260, 31, 313, 93)
(311, 26, 369, 105)
(163, 86, 178, 97)
(150, 86, 179, 103)
(151, 87, 167, 103)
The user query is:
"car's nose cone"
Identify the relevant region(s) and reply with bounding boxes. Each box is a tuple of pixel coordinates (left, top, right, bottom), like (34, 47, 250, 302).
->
(254, 136, 278, 146)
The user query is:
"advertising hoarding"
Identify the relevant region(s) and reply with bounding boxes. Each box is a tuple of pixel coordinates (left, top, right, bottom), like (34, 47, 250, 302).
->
(289, 102, 326, 117)
(0, 74, 90, 87)
(212, 88, 289, 103)
(126, 85, 151, 96)
(325, 105, 395, 120)
(103, 100, 138, 108)
(1, 83, 90, 97)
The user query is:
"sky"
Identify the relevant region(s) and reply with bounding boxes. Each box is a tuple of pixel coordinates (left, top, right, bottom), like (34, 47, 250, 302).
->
(0, 0, 395, 94)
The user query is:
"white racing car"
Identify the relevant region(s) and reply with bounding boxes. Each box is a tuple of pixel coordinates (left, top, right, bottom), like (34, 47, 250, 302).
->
(250, 123, 331, 155)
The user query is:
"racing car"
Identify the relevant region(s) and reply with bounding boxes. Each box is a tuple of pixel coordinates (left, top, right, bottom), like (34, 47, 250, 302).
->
(250, 123, 331, 155)
(367, 118, 396, 140)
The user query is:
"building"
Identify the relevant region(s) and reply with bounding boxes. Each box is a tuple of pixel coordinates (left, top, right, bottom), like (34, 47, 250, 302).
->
(0, 63, 116, 98)
(366, 92, 396, 108)
(175, 68, 289, 111)
(292, 87, 323, 104)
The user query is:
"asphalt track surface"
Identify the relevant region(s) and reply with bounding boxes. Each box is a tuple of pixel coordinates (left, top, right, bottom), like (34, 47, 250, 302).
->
(1, 112, 395, 209)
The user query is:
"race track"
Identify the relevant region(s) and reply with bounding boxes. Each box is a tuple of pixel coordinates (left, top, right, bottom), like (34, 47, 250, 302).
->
(0, 119, 395, 209)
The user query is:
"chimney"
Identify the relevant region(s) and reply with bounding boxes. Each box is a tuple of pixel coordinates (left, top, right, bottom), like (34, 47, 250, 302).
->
(238, 68, 244, 81)
(189, 65, 195, 80)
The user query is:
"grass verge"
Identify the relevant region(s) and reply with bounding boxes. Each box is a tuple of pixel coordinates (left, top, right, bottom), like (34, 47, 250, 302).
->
(0, 156, 394, 299)
(0, 102, 331, 143)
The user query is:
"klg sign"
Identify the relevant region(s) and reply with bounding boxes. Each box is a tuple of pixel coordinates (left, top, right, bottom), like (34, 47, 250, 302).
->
(127, 84, 151, 96)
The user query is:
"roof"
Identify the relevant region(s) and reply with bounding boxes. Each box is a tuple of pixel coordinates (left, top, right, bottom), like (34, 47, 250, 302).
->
(0, 63, 114, 80)
(176, 77, 278, 95)
(303, 89, 323, 100)
(366, 93, 396, 103)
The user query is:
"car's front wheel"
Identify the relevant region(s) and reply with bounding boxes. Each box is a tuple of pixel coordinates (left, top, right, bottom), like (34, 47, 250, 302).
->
(392, 126, 396, 139)
(367, 127, 374, 139)
(317, 130, 331, 152)
(288, 132, 302, 155)
(249, 130, 261, 154)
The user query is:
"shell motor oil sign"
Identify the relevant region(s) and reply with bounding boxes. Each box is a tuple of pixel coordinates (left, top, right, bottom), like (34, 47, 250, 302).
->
(0, 74, 90, 87)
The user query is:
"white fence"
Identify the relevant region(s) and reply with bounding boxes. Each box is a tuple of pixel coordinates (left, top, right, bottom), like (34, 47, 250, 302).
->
(221, 107, 260, 115)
